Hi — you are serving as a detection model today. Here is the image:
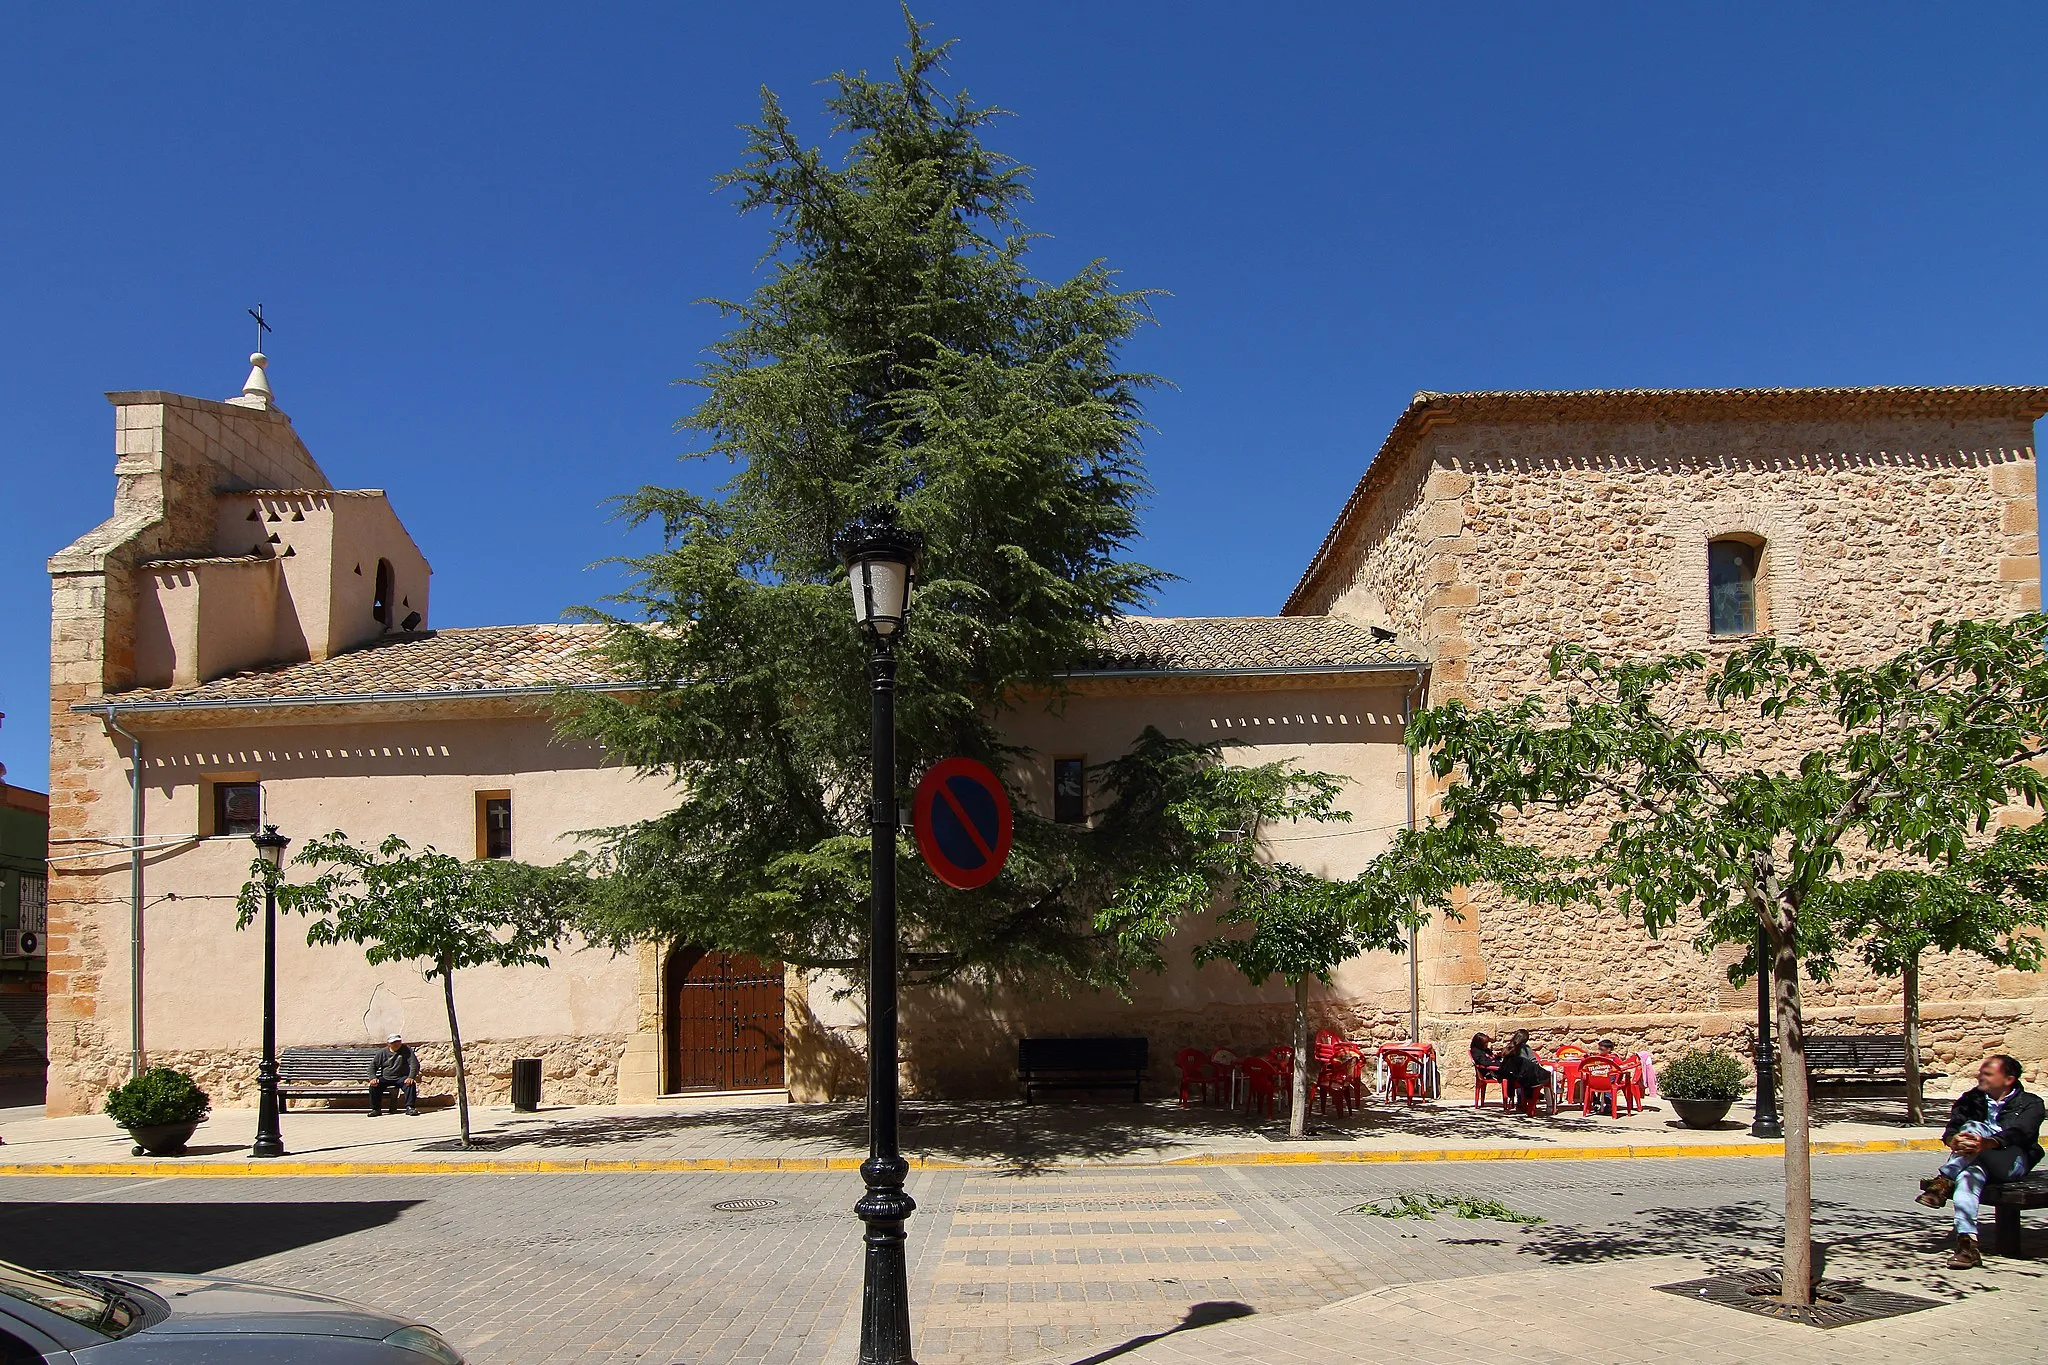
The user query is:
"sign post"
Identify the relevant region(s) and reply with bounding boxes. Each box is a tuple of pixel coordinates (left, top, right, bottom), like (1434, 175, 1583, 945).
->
(912, 758, 1013, 890)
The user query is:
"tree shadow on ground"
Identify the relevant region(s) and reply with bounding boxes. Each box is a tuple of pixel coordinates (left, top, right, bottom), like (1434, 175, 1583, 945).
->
(463, 1098, 1661, 1165)
(0, 1200, 420, 1274)
(470, 1101, 1300, 1166)
(1515, 1195, 2048, 1299)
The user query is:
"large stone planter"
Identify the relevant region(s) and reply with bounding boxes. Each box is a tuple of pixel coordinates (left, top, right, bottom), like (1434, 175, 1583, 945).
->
(1668, 1097, 1734, 1130)
(125, 1119, 201, 1156)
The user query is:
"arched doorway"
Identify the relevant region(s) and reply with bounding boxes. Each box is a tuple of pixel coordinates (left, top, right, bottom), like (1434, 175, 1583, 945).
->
(662, 947, 786, 1093)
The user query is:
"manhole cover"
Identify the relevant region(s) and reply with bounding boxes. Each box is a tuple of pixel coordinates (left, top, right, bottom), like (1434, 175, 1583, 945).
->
(712, 1198, 782, 1213)
(1653, 1269, 1942, 1329)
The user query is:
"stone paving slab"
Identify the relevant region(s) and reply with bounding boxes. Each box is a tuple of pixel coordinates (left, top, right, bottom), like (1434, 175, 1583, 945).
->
(0, 1094, 1945, 1174)
(1058, 1254, 2048, 1365)
(4, 1152, 2034, 1364)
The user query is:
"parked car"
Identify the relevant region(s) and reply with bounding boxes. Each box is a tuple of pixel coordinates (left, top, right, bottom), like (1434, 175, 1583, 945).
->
(0, 1259, 462, 1362)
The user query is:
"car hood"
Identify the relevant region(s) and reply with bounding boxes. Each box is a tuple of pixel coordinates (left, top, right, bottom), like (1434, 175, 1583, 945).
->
(95, 1272, 409, 1339)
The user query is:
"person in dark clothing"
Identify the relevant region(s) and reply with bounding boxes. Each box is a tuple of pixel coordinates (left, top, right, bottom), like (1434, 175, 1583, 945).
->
(1916, 1054, 2046, 1268)
(369, 1033, 421, 1117)
(1470, 1033, 1503, 1081)
(1496, 1029, 1551, 1116)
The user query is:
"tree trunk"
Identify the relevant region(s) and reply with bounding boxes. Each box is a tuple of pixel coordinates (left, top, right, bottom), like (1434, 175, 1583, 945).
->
(1769, 916, 1815, 1305)
(1289, 977, 1310, 1139)
(1904, 953, 1923, 1127)
(441, 964, 473, 1149)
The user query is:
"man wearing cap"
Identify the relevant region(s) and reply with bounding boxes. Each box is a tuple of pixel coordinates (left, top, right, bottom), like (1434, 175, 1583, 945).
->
(368, 1033, 421, 1117)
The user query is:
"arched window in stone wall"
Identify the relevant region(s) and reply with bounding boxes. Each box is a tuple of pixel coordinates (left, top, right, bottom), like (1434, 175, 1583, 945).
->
(1707, 536, 1766, 636)
(373, 558, 395, 630)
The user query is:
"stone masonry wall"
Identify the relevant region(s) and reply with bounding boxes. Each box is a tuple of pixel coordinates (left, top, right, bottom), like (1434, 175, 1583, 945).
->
(1312, 405, 2048, 1079)
(139, 1034, 630, 1111)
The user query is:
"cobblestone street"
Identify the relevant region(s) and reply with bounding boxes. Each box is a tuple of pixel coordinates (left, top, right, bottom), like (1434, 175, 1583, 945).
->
(6, 1152, 2042, 1363)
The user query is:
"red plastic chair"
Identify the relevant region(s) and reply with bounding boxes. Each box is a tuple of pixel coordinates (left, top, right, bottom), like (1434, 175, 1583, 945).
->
(1551, 1045, 1588, 1106)
(1474, 1065, 1513, 1109)
(1384, 1050, 1427, 1105)
(1317, 1050, 1366, 1115)
(1578, 1055, 1631, 1116)
(1379, 1044, 1433, 1103)
(1313, 1030, 1345, 1064)
(1175, 1048, 1212, 1108)
(1616, 1055, 1646, 1114)
(1208, 1049, 1241, 1109)
(1238, 1056, 1280, 1118)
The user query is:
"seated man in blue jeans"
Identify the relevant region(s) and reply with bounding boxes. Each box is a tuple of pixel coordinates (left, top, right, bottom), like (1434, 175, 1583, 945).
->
(1917, 1054, 2045, 1267)
(368, 1033, 421, 1117)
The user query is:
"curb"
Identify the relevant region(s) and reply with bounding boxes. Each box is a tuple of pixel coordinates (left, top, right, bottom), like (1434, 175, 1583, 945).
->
(0, 1137, 1944, 1179)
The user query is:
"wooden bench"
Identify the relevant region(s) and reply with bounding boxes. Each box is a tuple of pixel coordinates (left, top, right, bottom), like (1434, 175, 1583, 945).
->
(1988, 1174, 2048, 1257)
(1018, 1036, 1147, 1103)
(1803, 1034, 1936, 1088)
(277, 1046, 386, 1109)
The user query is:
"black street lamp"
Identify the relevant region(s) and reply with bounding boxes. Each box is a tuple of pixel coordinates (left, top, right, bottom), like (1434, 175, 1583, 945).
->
(251, 824, 290, 1159)
(840, 507, 924, 1365)
(1751, 923, 1783, 1140)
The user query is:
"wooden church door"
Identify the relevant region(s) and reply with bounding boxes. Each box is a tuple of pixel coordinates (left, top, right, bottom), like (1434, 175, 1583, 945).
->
(663, 948, 787, 1092)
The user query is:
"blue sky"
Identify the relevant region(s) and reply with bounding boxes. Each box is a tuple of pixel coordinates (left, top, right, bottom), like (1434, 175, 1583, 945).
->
(3, 4, 2044, 790)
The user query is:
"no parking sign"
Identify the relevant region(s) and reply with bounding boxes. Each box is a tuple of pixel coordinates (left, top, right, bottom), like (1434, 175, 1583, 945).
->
(912, 758, 1013, 890)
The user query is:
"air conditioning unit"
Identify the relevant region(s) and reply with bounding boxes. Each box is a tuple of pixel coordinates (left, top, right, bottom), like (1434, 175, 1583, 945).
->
(1, 929, 42, 958)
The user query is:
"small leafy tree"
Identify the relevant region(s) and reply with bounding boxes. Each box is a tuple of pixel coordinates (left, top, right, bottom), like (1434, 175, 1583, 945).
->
(1815, 823, 2048, 1123)
(1409, 617, 2048, 1305)
(240, 834, 583, 1147)
(1094, 744, 1428, 1137)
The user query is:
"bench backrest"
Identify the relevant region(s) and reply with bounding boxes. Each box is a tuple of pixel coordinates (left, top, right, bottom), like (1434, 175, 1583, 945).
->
(1804, 1035, 1909, 1068)
(279, 1046, 386, 1081)
(1018, 1036, 1148, 1073)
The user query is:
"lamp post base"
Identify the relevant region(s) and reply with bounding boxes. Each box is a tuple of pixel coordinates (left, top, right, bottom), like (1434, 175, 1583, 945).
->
(855, 1155, 917, 1364)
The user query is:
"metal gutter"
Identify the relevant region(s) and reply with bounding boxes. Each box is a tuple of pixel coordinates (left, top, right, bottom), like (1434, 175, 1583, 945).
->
(99, 707, 146, 1080)
(1056, 661, 1423, 681)
(1402, 680, 1420, 1046)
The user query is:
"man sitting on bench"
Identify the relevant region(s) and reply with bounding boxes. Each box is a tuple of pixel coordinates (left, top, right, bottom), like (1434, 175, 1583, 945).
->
(1916, 1054, 2045, 1267)
(369, 1033, 421, 1117)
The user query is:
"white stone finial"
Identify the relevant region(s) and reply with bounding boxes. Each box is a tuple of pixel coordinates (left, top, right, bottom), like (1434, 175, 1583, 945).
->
(227, 351, 278, 411)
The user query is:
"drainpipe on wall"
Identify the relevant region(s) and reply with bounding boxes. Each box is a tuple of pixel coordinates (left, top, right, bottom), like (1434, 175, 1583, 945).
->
(101, 707, 145, 1080)
(1400, 671, 1417, 1047)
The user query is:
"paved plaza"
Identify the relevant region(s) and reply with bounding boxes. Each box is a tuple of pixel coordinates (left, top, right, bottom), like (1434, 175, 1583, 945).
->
(0, 1092, 1946, 1174)
(4, 1149, 2040, 1364)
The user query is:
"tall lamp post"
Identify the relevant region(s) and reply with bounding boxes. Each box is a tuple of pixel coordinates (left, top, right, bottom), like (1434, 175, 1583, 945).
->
(1751, 923, 1783, 1140)
(841, 508, 924, 1365)
(251, 824, 290, 1159)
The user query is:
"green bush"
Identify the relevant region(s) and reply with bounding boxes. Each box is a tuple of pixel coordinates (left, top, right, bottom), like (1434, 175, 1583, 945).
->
(103, 1068, 210, 1130)
(1659, 1047, 1748, 1102)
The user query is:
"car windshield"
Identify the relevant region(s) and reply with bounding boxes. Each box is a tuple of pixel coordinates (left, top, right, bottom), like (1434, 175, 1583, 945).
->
(0, 1260, 142, 1336)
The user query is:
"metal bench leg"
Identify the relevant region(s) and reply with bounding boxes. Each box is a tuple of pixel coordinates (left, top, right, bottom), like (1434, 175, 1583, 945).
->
(1994, 1204, 2028, 1258)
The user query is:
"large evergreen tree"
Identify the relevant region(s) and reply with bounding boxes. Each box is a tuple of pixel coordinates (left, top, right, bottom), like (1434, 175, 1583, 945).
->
(564, 18, 1231, 985)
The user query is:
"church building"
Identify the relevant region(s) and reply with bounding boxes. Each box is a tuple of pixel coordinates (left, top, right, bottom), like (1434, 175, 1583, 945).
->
(40, 356, 2048, 1116)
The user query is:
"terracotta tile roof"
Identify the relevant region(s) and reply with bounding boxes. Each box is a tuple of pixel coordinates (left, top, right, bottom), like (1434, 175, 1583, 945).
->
(107, 624, 616, 708)
(96, 613, 1413, 713)
(1080, 615, 1413, 673)
(1284, 384, 2048, 614)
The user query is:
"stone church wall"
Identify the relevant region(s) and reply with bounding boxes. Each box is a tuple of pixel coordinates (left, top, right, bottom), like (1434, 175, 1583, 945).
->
(1314, 406, 2048, 1084)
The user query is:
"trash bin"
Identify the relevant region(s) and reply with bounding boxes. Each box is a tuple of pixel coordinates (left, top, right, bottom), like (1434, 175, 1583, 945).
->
(511, 1057, 542, 1112)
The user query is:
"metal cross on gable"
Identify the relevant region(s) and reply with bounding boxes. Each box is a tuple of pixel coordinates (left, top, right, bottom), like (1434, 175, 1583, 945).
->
(248, 303, 271, 353)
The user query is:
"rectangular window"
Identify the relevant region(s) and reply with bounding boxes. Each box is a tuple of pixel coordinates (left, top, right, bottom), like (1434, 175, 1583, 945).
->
(1053, 757, 1087, 826)
(214, 782, 263, 837)
(1708, 539, 1761, 636)
(480, 794, 513, 860)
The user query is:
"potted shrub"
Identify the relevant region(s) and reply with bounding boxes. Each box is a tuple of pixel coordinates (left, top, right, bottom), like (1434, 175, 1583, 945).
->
(1660, 1047, 1747, 1129)
(104, 1067, 211, 1156)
